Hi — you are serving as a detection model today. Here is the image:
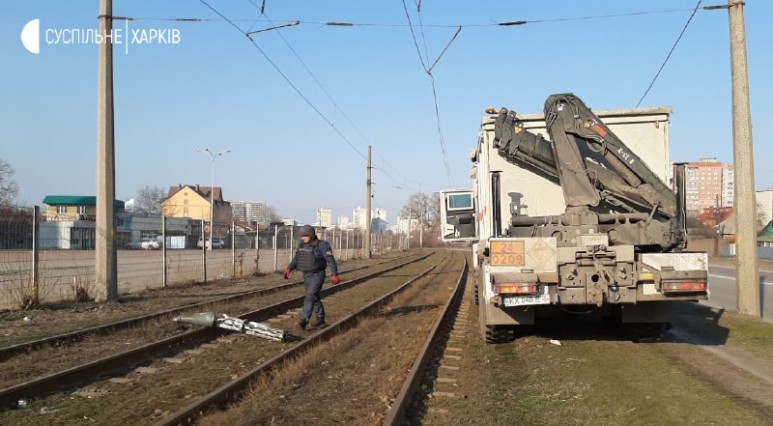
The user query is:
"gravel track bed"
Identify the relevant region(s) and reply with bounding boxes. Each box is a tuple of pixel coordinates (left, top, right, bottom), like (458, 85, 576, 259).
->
(0, 251, 439, 425)
(0, 254, 414, 347)
(198, 252, 465, 425)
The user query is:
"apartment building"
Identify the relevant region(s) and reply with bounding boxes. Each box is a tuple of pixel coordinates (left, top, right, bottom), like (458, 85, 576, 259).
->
(231, 201, 265, 224)
(681, 157, 734, 216)
(316, 207, 332, 228)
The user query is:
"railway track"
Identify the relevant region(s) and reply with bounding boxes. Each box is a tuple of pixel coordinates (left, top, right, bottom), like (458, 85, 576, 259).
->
(0, 252, 431, 411)
(187, 250, 468, 425)
(6, 250, 771, 425)
(0, 253, 422, 362)
(383, 253, 468, 424)
(161, 252, 464, 425)
(0, 251, 459, 425)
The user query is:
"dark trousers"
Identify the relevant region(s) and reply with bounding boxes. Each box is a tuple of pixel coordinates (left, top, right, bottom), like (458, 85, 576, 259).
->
(301, 270, 325, 322)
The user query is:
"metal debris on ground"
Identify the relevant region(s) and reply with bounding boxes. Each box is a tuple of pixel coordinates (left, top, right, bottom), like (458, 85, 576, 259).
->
(174, 312, 286, 342)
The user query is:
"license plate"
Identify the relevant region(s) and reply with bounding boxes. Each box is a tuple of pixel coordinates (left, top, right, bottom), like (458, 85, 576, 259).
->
(503, 288, 550, 307)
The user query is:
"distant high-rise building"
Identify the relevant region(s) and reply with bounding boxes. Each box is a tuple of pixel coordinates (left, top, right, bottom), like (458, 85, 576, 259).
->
(396, 216, 420, 235)
(679, 157, 734, 216)
(231, 201, 265, 224)
(352, 206, 388, 230)
(337, 215, 351, 229)
(352, 207, 367, 230)
(316, 207, 332, 228)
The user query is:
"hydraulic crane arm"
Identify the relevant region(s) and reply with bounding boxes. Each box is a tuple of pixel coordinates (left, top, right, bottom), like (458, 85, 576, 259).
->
(490, 93, 686, 250)
(543, 93, 676, 217)
(493, 93, 676, 218)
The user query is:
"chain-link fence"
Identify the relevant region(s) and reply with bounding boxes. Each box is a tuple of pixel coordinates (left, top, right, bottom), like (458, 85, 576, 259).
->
(0, 206, 412, 311)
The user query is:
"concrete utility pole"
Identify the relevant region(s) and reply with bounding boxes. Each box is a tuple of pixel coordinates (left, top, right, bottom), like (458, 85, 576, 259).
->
(95, 0, 117, 302)
(365, 145, 372, 259)
(407, 205, 412, 250)
(32, 206, 40, 304)
(727, 0, 760, 316)
(420, 200, 425, 249)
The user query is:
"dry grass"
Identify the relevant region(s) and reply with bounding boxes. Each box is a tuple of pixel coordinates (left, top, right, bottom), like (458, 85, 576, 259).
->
(0, 258, 68, 310)
(199, 316, 430, 426)
(198, 253, 459, 426)
(420, 291, 773, 426)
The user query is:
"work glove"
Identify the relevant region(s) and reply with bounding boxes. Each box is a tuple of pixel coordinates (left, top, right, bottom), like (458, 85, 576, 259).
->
(331, 275, 341, 285)
(283, 268, 291, 279)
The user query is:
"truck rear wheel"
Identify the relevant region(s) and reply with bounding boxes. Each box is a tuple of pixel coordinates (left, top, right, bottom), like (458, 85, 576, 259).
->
(484, 325, 515, 344)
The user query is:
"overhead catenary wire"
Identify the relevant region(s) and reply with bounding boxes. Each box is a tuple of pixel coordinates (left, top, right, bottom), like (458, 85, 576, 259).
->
(636, 0, 703, 107)
(242, 0, 429, 191)
(121, 5, 719, 28)
(401, 0, 455, 187)
(134, 2, 722, 192)
(197, 0, 367, 161)
(371, 147, 423, 193)
(414, 0, 432, 73)
(256, 11, 364, 141)
(210, 0, 433, 209)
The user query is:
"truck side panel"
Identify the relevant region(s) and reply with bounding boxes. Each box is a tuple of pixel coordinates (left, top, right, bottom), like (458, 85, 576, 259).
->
(479, 108, 672, 231)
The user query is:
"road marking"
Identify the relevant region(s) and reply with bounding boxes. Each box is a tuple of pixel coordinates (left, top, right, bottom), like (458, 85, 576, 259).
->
(708, 273, 732, 279)
(709, 273, 771, 286)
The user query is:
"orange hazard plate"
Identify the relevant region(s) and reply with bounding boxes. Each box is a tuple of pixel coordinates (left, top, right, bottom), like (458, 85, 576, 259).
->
(490, 240, 525, 266)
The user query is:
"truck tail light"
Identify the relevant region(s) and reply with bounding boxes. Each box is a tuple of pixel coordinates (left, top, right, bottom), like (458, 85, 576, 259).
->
(494, 283, 538, 295)
(662, 281, 707, 293)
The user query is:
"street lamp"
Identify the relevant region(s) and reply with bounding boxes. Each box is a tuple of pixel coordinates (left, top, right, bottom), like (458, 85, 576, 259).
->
(197, 148, 230, 250)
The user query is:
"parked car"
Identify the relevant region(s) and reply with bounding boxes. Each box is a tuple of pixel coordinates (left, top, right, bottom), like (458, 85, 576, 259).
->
(197, 237, 225, 249)
(124, 240, 143, 250)
(140, 236, 162, 250)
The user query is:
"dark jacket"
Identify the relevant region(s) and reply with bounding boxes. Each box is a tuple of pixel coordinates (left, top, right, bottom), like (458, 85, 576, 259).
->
(288, 237, 339, 275)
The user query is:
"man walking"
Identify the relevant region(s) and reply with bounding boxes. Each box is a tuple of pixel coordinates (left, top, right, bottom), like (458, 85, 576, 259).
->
(284, 225, 341, 330)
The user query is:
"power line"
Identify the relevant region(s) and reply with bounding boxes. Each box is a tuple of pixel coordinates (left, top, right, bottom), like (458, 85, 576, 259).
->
(198, 1, 431, 203)
(371, 155, 423, 194)
(118, 6, 710, 27)
(402, 0, 428, 71)
(636, 0, 703, 107)
(258, 12, 369, 150)
(247, 0, 428, 191)
(137, 3, 718, 190)
(429, 75, 453, 187)
(197, 0, 366, 160)
(499, 7, 703, 26)
(401, 0, 455, 187)
(414, 0, 431, 72)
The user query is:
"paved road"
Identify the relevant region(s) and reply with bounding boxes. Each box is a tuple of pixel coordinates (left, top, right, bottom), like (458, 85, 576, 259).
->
(704, 263, 773, 322)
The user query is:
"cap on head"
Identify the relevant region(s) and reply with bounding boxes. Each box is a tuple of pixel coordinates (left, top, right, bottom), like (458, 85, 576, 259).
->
(300, 225, 315, 237)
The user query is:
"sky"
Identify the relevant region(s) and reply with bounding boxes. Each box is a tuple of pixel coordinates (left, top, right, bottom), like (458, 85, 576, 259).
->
(1, 1, 772, 224)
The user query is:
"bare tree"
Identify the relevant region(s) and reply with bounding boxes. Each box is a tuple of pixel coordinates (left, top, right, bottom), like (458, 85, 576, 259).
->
(136, 185, 166, 214)
(400, 192, 441, 236)
(0, 158, 19, 206)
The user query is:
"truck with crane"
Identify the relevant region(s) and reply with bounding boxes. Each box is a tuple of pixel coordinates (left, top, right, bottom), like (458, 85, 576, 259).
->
(440, 93, 708, 343)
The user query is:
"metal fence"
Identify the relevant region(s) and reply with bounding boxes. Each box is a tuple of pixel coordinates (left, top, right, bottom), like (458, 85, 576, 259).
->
(0, 206, 412, 311)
